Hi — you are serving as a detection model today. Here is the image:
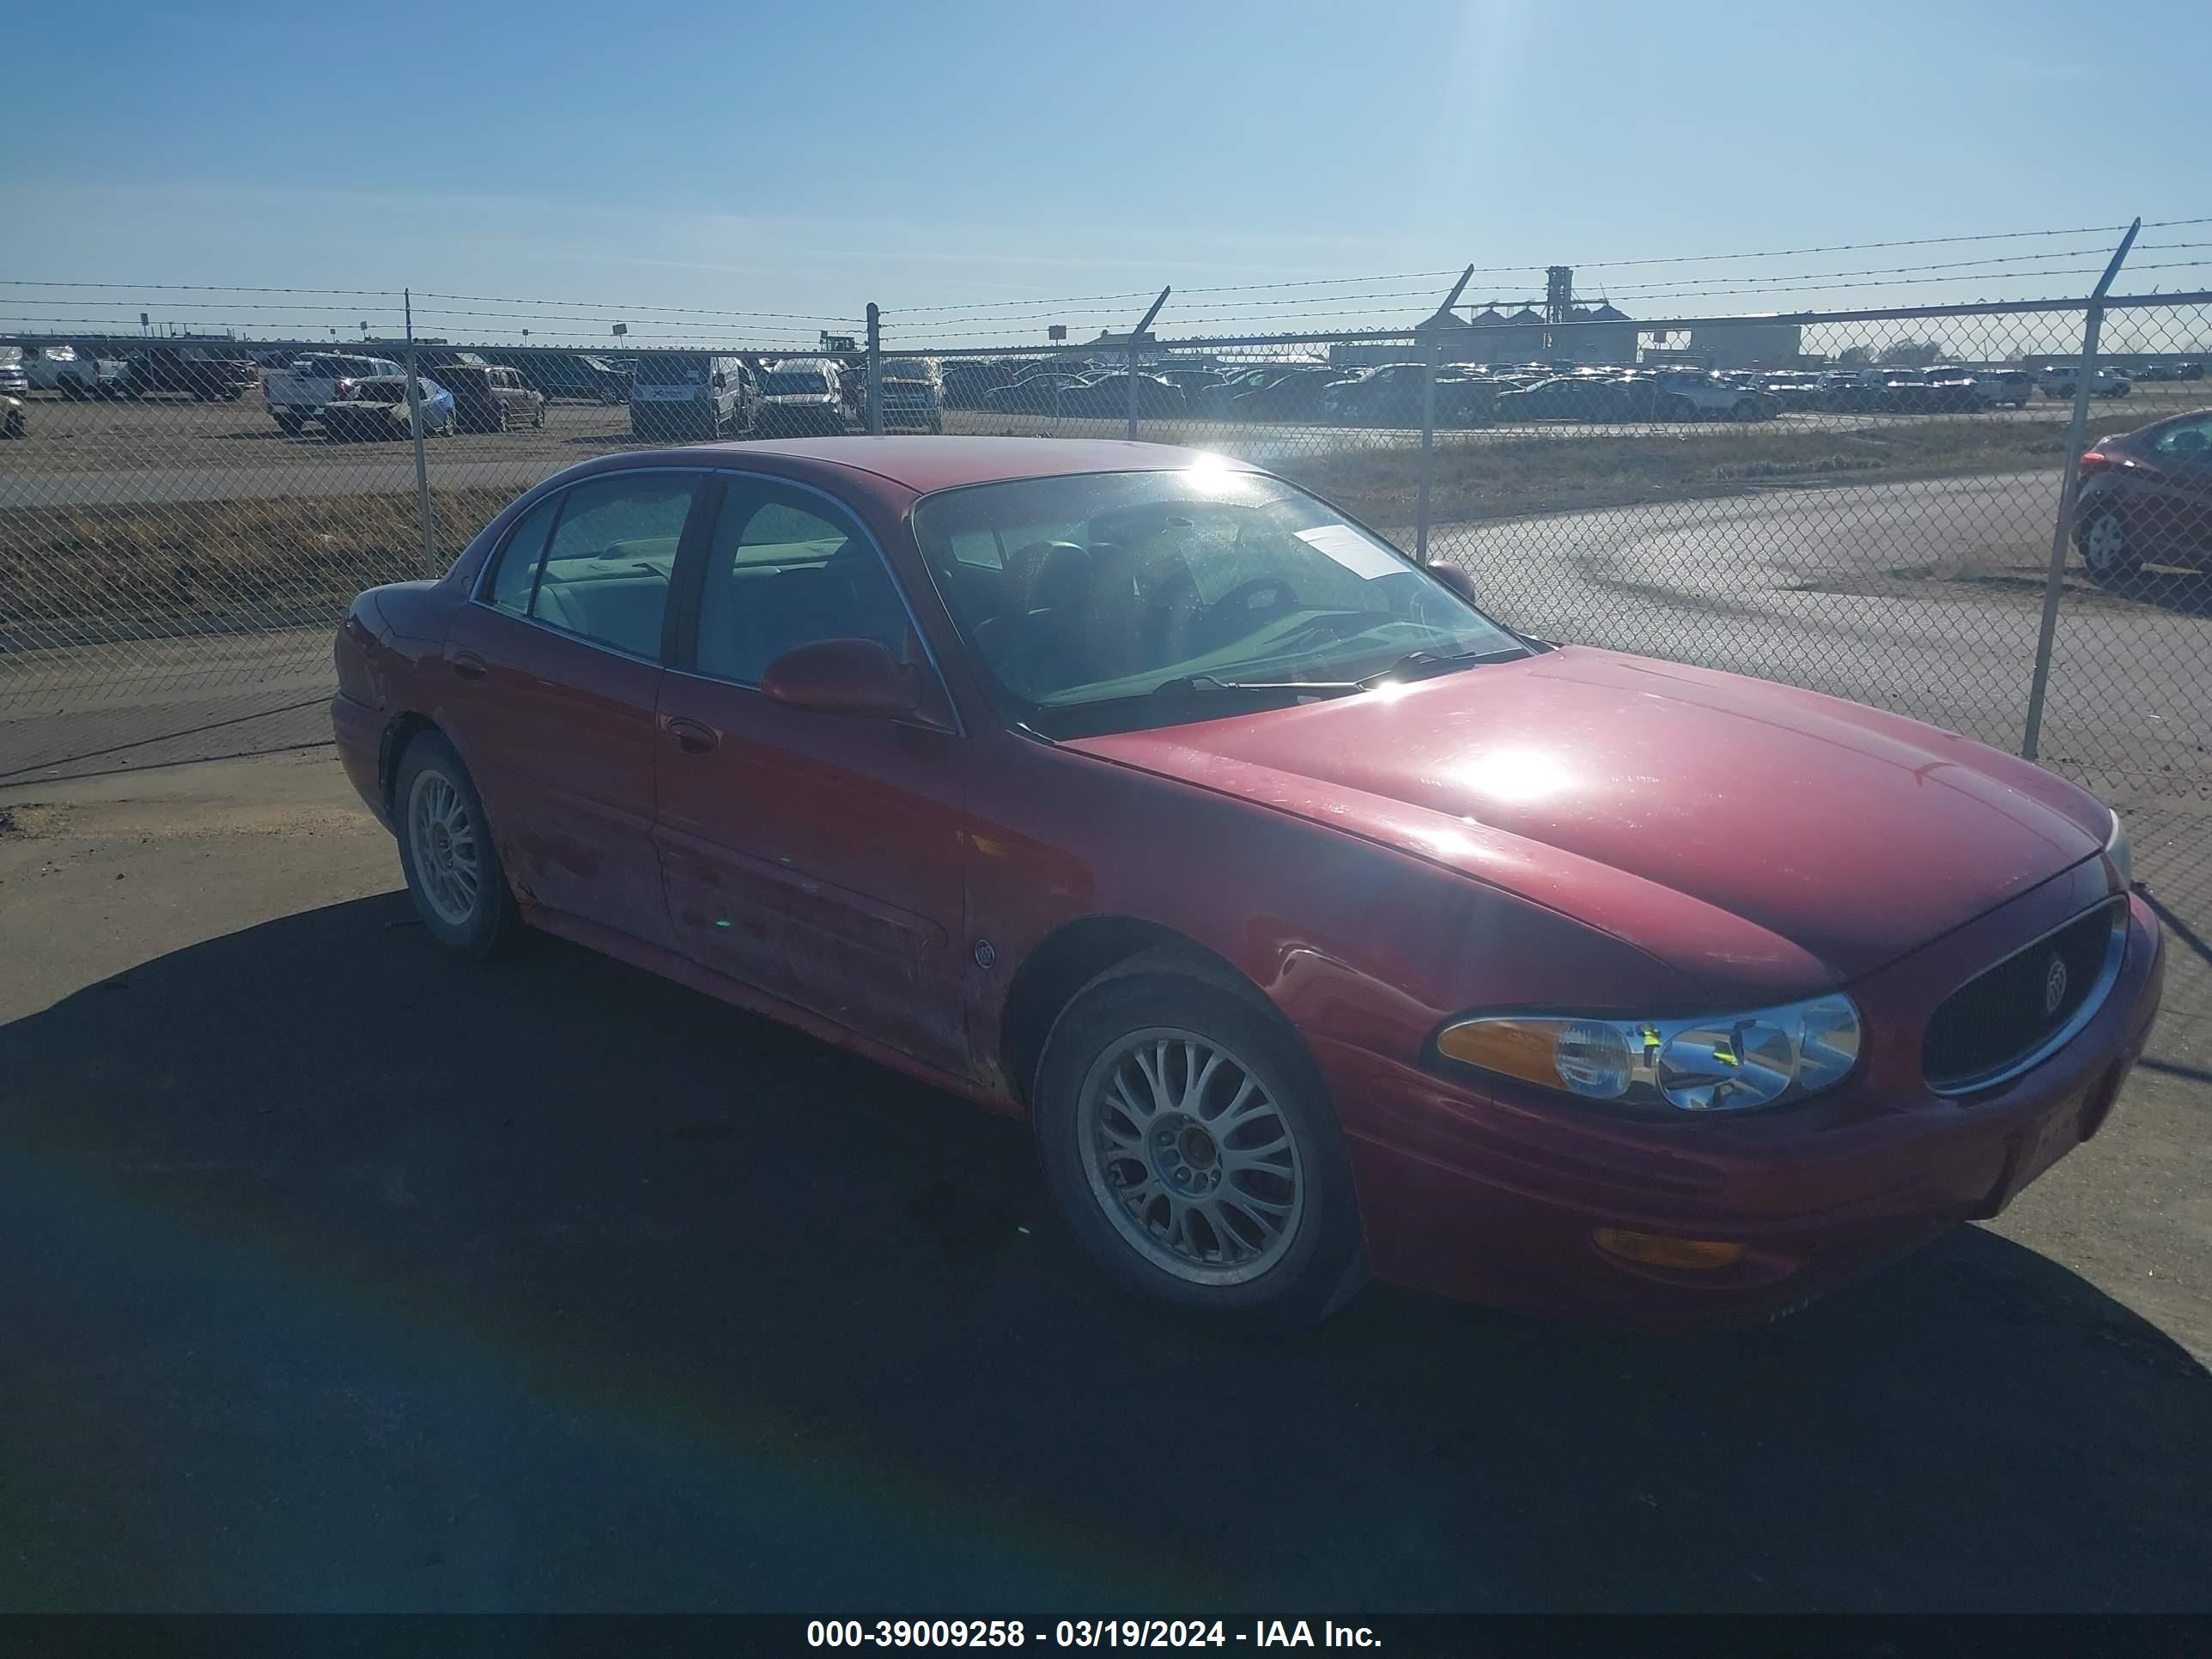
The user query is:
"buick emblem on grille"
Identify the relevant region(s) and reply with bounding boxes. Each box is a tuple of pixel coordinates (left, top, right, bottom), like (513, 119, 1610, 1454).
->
(2043, 955, 2069, 1017)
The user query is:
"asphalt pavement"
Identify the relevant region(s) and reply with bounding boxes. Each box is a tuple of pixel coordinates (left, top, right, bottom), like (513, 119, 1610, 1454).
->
(1, 750, 2207, 1613)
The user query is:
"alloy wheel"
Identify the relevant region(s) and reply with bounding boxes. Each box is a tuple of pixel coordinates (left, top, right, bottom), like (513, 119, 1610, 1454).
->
(407, 768, 482, 927)
(1077, 1029, 1304, 1286)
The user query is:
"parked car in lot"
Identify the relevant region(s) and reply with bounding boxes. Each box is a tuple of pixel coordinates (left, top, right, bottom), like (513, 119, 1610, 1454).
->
(23, 343, 128, 398)
(629, 353, 758, 442)
(319, 375, 457, 441)
(878, 358, 946, 434)
(125, 345, 259, 401)
(2073, 408, 2212, 582)
(0, 346, 29, 396)
(756, 359, 848, 436)
(1224, 366, 1340, 421)
(1494, 374, 1661, 423)
(441, 364, 546, 433)
(1654, 369, 1778, 421)
(334, 436, 2161, 1331)
(1322, 363, 1430, 425)
(266, 352, 406, 432)
(1045, 373, 1185, 419)
(1961, 368, 2034, 410)
(2, 393, 25, 439)
(944, 360, 1022, 410)
(2040, 367, 2132, 400)
(983, 372, 1092, 416)
(504, 352, 631, 404)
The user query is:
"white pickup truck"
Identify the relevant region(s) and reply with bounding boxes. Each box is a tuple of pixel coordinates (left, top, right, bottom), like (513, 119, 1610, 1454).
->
(264, 351, 405, 433)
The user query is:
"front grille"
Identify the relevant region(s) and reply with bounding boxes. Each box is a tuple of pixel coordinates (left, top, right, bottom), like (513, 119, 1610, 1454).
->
(1922, 899, 2125, 1094)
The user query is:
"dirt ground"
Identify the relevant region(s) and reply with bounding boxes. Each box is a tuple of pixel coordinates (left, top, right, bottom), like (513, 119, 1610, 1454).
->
(2, 749, 2208, 1612)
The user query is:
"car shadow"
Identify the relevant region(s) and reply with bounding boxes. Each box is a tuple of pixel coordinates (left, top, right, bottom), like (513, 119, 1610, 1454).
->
(2105, 565, 2212, 618)
(3, 892, 2207, 1613)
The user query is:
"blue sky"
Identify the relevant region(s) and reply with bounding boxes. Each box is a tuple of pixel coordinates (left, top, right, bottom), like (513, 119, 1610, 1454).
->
(4, 0, 2207, 349)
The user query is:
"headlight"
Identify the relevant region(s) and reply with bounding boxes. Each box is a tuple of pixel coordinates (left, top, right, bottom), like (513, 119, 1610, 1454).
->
(2104, 811, 2133, 890)
(1436, 993, 1863, 1113)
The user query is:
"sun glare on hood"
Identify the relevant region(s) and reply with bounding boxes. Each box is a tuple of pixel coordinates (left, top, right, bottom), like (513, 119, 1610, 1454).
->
(1456, 746, 1574, 805)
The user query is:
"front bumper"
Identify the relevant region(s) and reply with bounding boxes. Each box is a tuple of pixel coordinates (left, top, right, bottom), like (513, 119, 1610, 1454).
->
(1323, 884, 2165, 1331)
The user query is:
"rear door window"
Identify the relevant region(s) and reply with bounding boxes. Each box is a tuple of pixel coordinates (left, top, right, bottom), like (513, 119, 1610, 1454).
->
(528, 475, 699, 659)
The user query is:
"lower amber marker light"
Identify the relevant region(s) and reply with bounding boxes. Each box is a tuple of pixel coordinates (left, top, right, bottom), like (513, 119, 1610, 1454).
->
(1593, 1229, 1747, 1271)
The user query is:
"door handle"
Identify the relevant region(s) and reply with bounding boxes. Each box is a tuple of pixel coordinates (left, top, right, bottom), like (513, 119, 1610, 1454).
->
(450, 651, 487, 681)
(665, 715, 718, 755)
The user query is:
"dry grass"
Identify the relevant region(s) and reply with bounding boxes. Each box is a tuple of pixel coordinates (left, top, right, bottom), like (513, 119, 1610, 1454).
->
(1, 487, 516, 641)
(0, 417, 2081, 644)
(1274, 418, 2076, 528)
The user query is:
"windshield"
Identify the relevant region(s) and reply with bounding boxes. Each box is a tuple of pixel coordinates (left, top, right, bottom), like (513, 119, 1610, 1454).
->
(761, 368, 832, 395)
(912, 466, 1526, 737)
(883, 360, 938, 385)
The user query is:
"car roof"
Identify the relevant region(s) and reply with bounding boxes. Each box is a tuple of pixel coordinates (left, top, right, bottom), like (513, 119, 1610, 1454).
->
(601, 435, 1249, 499)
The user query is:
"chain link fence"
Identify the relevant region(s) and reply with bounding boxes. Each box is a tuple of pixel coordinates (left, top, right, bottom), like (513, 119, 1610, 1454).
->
(3, 286, 2208, 1038)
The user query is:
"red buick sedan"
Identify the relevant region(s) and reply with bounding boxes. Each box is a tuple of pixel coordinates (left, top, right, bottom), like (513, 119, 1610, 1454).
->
(332, 438, 2164, 1330)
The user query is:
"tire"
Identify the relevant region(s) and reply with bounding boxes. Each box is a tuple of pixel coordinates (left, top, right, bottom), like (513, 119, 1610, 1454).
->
(394, 731, 518, 958)
(274, 410, 304, 434)
(1033, 951, 1363, 1328)
(2075, 502, 2140, 586)
(1729, 399, 1759, 422)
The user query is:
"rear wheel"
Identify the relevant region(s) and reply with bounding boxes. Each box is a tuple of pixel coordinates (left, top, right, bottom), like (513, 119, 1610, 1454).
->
(1033, 952, 1363, 1328)
(274, 409, 305, 434)
(395, 732, 517, 958)
(2076, 502, 2140, 585)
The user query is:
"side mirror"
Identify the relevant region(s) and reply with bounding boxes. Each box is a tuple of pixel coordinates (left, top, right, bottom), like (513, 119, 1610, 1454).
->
(760, 638, 922, 720)
(1426, 563, 1480, 605)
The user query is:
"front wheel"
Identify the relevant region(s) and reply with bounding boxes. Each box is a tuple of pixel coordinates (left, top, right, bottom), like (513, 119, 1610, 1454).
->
(1034, 953, 1363, 1328)
(395, 732, 518, 957)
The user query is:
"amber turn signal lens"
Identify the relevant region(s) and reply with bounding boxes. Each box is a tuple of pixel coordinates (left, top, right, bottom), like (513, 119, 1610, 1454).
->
(1435, 1019, 1561, 1085)
(1592, 1229, 1747, 1271)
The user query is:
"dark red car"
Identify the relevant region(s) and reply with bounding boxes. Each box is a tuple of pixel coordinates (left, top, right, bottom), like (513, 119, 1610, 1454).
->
(2075, 407, 2212, 582)
(332, 438, 2164, 1330)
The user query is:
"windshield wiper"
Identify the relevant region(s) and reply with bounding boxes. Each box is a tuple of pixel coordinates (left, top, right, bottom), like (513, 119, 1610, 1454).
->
(1149, 673, 1360, 699)
(1354, 646, 1528, 691)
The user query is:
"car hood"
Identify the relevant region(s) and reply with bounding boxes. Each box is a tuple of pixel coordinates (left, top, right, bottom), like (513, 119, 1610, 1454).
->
(1064, 647, 2111, 988)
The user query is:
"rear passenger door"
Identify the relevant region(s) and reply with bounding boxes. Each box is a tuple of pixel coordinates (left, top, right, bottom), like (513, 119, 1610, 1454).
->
(441, 469, 708, 950)
(653, 474, 972, 1069)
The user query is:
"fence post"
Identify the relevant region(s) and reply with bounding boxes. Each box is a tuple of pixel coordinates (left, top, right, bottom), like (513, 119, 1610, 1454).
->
(1415, 266, 1474, 568)
(1416, 327, 1438, 565)
(1126, 287, 1170, 441)
(865, 303, 884, 435)
(404, 288, 436, 576)
(2022, 219, 2139, 762)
